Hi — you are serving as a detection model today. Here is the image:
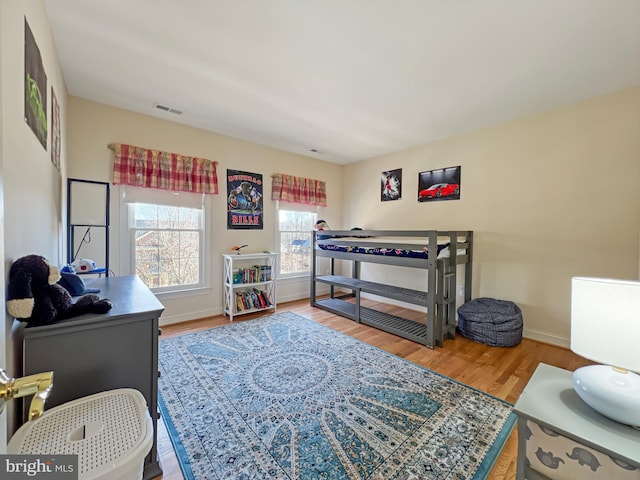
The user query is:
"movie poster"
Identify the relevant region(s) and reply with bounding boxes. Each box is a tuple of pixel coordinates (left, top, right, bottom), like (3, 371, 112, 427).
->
(24, 18, 48, 149)
(381, 168, 402, 201)
(227, 169, 263, 229)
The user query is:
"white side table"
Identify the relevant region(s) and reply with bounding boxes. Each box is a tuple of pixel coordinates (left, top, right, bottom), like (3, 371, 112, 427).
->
(513, 363, 640, 479)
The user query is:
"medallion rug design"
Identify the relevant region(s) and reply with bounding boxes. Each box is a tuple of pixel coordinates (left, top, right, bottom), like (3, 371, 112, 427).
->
(158, 312, 516, 479)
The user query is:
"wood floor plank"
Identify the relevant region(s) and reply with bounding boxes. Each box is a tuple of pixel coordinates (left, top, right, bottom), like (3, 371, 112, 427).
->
(153, 298, 593, 479)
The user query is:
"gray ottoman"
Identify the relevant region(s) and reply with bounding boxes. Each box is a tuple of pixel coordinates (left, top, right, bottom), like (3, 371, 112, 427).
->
(457, 297, 523, 347)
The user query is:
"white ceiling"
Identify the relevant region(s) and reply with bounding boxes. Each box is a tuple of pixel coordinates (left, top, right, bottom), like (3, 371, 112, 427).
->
(44, 0, 640, 164)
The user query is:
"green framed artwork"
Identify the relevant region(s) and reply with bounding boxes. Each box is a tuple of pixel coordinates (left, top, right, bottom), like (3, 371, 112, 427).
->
(24, 17, 48, 149)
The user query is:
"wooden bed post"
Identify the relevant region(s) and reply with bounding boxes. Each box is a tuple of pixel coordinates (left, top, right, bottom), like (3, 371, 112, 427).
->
(310, 231, 317, 306)
(465, 231, 473, 303)
(426, 230, 438, 349)
(444, 232, 458, 341)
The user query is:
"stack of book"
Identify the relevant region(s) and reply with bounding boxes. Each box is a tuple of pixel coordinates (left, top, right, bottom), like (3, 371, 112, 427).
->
(235, 289, 272, 312)
(258, 265, 272, 282)
(233, 265, 273, 284)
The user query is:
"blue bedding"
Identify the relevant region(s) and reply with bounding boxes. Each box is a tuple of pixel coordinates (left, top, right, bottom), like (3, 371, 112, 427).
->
(317, 242, 448, 259)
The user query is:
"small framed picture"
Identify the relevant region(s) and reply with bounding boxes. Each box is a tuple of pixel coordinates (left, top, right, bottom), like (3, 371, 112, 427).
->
(51, 87, 61, 170)
(381, 168, 402, 201)
(418, 166, 461, 202)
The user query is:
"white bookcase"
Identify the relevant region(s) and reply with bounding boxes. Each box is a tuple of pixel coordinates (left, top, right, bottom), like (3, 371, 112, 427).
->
(222, 253, 278, 321)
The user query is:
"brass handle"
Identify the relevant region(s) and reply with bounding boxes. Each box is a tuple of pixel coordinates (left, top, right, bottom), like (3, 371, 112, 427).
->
(0, 369, 54, 420)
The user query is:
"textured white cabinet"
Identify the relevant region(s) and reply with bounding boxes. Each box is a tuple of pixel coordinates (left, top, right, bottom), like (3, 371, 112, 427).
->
(222, 253, 278, 321)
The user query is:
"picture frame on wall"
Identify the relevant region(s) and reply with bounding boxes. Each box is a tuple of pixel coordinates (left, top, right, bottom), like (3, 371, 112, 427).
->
(24, 17, 48, 149)
(51, 87, 61, 170)
(418, 166, 461, 202)
(226, 169, 264, 229)
(381, 168, 402, 201)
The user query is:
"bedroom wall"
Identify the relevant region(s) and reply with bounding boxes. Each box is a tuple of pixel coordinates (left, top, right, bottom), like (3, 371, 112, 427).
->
(66, 97, 343, 325)
(1, 0, 66, 266)
(1, 0, 68, 444)
(342, 85, 640, 346)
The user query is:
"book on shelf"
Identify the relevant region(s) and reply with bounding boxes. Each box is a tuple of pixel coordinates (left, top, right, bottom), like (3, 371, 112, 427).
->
(234, 288, 272, 312)
(259, 265, 272, 282)
(234, 265, 273, 284)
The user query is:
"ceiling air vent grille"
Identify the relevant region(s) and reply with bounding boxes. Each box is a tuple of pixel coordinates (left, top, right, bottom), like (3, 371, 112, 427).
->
(153, 103, 182, 115)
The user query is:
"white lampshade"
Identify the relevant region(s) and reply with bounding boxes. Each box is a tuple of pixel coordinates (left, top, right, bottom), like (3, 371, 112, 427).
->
(571, 277, 640, 372)
(570, 277, 640, 427)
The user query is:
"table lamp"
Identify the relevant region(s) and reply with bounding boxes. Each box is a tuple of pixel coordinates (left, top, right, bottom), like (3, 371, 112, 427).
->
(570, 277, 640, 428)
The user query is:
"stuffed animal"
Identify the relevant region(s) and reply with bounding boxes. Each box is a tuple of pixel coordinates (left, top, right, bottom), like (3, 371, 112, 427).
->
(314, 220, 330, 231)
(6, 254, 113, 326)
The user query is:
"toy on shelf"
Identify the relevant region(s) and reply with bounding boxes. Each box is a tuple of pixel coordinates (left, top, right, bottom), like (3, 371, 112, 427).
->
(231, 245, 248, 255)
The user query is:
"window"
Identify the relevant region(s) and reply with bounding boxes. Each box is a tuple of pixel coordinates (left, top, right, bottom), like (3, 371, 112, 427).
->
(129, 202, 204, 292)
(278, 209, 317, 276)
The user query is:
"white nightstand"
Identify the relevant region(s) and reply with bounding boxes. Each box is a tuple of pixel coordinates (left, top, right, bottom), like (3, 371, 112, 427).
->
(513, 363, 640, 479)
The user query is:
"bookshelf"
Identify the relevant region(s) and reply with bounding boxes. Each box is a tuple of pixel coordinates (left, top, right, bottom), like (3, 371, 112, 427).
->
(222, 253, 278, 321)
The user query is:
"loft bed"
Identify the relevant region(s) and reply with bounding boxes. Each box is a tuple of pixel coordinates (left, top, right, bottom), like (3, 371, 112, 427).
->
(310, 230, 473, 349)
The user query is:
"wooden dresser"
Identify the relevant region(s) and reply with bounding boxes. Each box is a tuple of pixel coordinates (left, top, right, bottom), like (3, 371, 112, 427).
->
(16, 275, 164, 480)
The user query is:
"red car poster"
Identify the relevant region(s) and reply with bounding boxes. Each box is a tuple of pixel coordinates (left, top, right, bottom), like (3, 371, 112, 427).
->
(418, 166, 461, 202)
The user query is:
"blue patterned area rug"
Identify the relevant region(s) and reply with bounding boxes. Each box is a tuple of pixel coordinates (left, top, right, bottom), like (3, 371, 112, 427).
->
(158, 311, 515, 479)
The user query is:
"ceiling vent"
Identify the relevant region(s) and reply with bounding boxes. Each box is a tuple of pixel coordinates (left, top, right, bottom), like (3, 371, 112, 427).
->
(153, 103, 182, 115)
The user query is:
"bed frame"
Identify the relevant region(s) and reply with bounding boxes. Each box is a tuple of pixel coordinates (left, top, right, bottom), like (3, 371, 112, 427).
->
(310, 230, 473, 348)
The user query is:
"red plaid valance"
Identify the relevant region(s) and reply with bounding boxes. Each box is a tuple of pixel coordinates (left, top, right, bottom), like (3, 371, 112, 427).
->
(110, 143, 219, 195)
(271, 173, 327, 207)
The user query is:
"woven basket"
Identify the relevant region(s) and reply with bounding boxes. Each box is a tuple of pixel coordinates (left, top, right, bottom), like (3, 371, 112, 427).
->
(457, 297, 523, 347)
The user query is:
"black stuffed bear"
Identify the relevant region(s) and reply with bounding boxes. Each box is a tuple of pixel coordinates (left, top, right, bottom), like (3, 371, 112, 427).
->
(6, 254, 113, 326)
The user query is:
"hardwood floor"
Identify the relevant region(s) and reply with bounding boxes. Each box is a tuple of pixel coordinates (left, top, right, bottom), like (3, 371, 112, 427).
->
(154, 298, 593, 479)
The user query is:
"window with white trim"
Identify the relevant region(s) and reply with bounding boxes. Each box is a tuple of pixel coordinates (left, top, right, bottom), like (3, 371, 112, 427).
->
(278, 208, 317, 277)
(122, 187, 207, 293)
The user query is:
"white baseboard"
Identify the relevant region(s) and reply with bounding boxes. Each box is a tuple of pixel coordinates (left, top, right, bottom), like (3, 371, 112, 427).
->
(158, 292, 315, 326)
(523, 328, 570, 348)
(278, 292, 314, 304)
(160, 308, 222, 326)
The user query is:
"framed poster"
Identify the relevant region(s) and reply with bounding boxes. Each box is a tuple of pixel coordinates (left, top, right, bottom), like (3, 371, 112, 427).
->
(381, 168, 402, 201)
(24, 17, 48, 149)
(227, 169, 263, 229)
(51, 87, 61, 170)
(418, 166, 461, 202)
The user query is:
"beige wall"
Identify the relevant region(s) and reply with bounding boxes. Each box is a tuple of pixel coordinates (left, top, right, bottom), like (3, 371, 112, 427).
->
(1, 0, 68, 444)
(1, 0, 67, 263)
(66, 97, 343, 324)
(343, 86, 640, 346)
